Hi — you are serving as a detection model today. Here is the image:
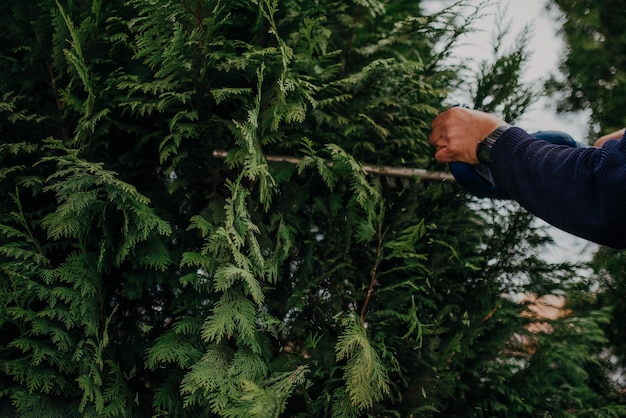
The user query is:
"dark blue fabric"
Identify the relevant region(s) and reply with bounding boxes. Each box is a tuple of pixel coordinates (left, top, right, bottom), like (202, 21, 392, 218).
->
(490, 127, 626, 249)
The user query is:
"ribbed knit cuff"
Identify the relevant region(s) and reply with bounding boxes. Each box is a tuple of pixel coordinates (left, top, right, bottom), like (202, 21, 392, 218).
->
(489, 126, 531, 193)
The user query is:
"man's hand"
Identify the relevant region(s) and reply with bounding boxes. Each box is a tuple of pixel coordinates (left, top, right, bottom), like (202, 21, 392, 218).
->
(429, 107, 507, 164)
(594, 128, 625, 147)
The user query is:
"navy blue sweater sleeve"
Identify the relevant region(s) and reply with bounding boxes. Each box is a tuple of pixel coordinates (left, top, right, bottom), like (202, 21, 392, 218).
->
(489, 127, 626, 249)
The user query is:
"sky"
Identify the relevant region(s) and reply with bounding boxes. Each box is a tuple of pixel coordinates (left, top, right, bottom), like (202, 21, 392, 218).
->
(424, 0, 598, 262)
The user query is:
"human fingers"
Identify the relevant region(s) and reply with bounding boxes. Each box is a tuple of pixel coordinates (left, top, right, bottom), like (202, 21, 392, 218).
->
(594, 128, 625, 147)
(430, 108, 479, 163)
(434, 142, 480, 164)
(430, 109, 449, 129)
(434, 145, 452, 163)
(429, 124, 446, 147)
(430, 107, 506, 164)
(430, 106, 465, 130)
(429, 107, 463, 146)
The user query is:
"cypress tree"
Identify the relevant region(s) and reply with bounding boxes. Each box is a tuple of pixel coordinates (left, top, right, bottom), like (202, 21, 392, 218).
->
(0, 1, 624, 416)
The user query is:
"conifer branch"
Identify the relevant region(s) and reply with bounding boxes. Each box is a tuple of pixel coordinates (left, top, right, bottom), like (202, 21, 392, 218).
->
(212, 149, 454, 181)
(360, 209, 384, 323)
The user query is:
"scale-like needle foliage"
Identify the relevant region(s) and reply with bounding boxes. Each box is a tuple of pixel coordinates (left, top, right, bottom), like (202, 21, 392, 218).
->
(0, 0, 624, 417)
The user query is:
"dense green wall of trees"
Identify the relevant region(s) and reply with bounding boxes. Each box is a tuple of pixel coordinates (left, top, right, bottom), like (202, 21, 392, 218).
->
(0, 1, 624, 416)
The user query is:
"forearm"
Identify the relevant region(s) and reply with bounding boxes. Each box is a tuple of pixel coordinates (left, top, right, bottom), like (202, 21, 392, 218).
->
(490, 128, 626, 249)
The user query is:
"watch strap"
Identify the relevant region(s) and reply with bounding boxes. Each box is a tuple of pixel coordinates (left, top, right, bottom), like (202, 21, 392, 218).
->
(477, 124, 511, 164)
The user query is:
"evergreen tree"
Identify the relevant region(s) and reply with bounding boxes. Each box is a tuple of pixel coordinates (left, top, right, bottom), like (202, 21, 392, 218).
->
(0, 0, 624, 416)
(546, 0, 626, 137)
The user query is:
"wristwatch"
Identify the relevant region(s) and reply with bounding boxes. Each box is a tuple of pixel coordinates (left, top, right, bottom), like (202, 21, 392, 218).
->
(476, 124, 511, 164)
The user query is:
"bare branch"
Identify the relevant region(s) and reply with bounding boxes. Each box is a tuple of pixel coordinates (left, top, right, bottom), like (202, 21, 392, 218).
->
(212, 149, 455, 182)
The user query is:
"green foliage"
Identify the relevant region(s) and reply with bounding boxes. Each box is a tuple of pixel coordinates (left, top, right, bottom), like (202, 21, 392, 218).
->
(0, 141, 170, 416)
(546, 0, 626, 138)
(472, 25, 536, 122)
(335, 314, 390, 410)
(0, 0, 623, 417)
